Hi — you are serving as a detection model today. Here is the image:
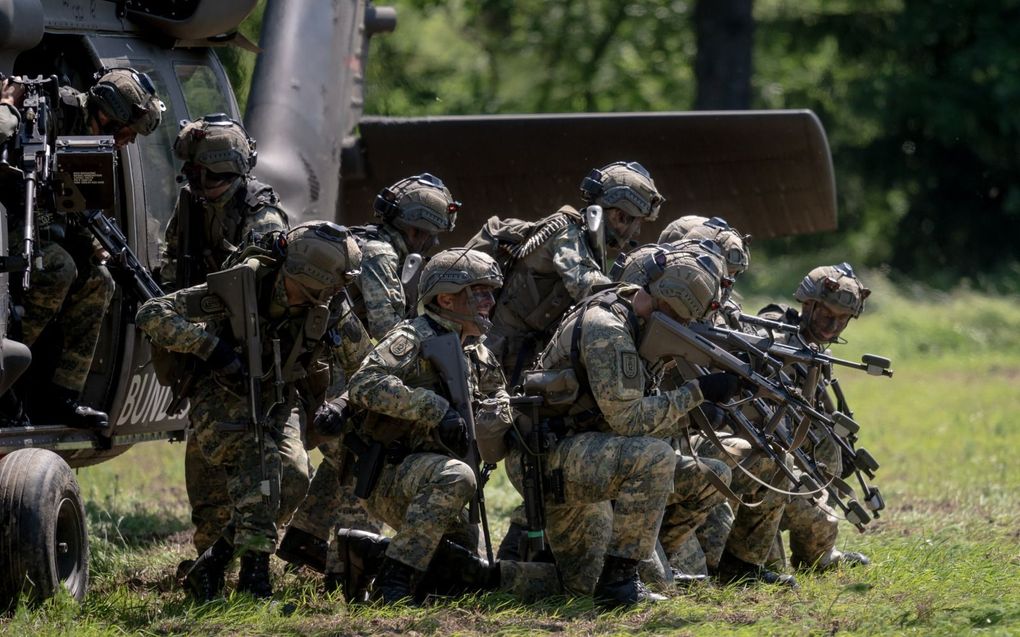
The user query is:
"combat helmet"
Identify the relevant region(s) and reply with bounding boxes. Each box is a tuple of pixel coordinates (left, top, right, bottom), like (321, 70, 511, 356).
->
(174, 113, 257, 176)
(660, 216, 750, 277)
(794, 262, 870, 318)
(646, 249, 723, 321)
(580, 161, 664, 221)
(373, 173, 459, 234)
(617, 239, 727, 289)
(283, 221, 362, 303)
(419, 248, 502, 333)
(89, 67, 165, 135)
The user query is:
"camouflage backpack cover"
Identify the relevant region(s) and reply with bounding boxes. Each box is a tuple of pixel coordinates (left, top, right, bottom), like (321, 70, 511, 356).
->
(465, 206, 584, 275)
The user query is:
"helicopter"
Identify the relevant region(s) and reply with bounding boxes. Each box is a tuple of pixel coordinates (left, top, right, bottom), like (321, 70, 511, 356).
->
(0, 0, 837, 607)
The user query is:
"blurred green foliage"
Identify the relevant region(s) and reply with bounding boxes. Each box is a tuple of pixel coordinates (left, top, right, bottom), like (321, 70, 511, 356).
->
(226, 0, 1020, 287)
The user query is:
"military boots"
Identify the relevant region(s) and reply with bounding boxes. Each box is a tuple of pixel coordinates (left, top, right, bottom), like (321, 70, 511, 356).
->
(36, 384, 108, 429)
(593, 554, 667, 609)
(277, 526, 328, 573)
(237, 551, 273, 599)
(375, 556, 417, 605)
(184, 537, 233, 601)
(717, 550, 799, 588)
(328, 528, 391, 601)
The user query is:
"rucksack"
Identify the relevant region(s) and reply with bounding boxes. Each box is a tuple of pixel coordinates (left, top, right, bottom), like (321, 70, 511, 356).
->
(465, 206, 582, 274)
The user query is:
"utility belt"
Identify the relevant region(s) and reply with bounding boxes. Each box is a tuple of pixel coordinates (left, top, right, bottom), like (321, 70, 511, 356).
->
(343, 431, 411, 499)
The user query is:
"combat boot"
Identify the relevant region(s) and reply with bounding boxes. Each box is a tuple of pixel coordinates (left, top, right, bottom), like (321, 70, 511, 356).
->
(327, 528, 391, 602)
(418, 539, 500, 599)
(237, 551, 273, 599)
(374, 556, 418, 605)
(277, 526, 328, 573)
(593, 554, 667, 609)
(36, 384, 108, 429)
(184, 537, 233, 601)
(793, 549, 870, 571)
(717, 550, 798, 588)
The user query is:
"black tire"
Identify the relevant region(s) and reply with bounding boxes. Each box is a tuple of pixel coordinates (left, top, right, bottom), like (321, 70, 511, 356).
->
(0, 448, 89, 609)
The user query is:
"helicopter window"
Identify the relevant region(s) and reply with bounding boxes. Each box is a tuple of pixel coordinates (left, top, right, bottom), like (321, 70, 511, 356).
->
(174, 64, 232, 118)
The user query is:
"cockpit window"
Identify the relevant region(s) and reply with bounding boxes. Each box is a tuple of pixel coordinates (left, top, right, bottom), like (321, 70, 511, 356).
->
(175, 63, 232, 118)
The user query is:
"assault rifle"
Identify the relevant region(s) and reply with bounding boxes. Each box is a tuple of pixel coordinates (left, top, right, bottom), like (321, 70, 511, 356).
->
(420, 331, 494, 564)
(0, 75, 59, 289)
(687, 320, 887, 517)
(639, 312, 878, 529)
(207, 266, 276, 507)
(507, 395, 552, 557)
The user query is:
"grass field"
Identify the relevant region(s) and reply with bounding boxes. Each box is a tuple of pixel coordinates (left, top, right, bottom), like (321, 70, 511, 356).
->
(3, 272, 1020, 636)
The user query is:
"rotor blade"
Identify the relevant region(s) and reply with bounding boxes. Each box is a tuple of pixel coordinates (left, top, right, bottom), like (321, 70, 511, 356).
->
(339, 110, 837, 244)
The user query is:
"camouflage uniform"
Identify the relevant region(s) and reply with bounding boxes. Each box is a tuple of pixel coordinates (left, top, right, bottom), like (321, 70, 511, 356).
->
(137, 248, 369, 554)
(758, 303, 854, 569)
(0, 101, 18, 145)
(159, 115, 289, 554)
(487, 207, 611, 381)
(494, 283, 730, 596)
(288, 175, 459, 574)
(19, 73, 161, 400)
(346, 309, 509, 572)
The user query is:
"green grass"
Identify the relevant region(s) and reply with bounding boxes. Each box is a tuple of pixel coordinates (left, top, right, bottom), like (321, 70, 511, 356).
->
(3, 272, 1020, 635)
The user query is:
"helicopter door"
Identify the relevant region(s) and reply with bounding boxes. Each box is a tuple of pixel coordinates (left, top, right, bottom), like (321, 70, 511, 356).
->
(81, 34, 241, 440)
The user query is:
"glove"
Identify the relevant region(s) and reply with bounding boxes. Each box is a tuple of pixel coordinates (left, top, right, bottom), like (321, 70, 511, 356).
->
(313, 397, 350, 438)
(437, 407, 469, 457)
(696, 372, 741, 403)
(207, 339, 242, 376)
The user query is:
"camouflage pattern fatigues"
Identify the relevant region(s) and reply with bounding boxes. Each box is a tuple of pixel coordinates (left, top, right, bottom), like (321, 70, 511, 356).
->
(18, 89, 114, 393)
(493, 284, 730, 595)
(136, 258, 370, 552)
(287, 222, 415, 570)
(759, 303, 853, 569)
(488, 207, 610, 382)
(346, 311, 510, 572)
(0, 103, 19, 145)
(157, 179, 288, 553)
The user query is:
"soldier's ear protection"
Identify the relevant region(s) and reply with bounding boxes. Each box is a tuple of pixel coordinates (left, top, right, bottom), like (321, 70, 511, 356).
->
(90, 66, 163, 124)
(374, 173, 457, 221)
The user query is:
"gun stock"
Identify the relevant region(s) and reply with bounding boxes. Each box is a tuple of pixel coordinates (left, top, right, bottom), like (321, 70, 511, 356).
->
(419, 331, 493, 564)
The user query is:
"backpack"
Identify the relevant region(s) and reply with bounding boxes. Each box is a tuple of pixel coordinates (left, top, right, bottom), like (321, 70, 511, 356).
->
(465, 206, 583, 275)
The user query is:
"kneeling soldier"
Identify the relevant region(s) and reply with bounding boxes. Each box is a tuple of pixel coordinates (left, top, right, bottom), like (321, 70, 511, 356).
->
(137, 221, 369, 600)
(345, 248, 510, 604)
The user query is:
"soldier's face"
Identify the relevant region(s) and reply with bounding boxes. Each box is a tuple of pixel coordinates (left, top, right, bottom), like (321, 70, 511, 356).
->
(92, 111, 138, 148)
(439, 285, 496, 336)
(803, 301, 853, 344)
(403, 226, 440, 254)
(606, 208, 643, 249)
(183, 163, 238, 200)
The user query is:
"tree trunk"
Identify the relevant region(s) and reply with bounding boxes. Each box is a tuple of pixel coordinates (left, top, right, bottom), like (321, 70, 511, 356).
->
(694, 0, 754, 110)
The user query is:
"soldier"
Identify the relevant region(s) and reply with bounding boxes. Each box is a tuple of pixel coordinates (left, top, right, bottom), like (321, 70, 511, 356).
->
(483, 250, 736, 607)
(277, 173, 459, 577)
(136, 221, 370, 600)
(0, 78, 25, 145)
(157, 114, 290, 564)
(760, 263, 872, 571)
(344, 248, 509, 604)
(487, 161, 664, 385)
(18, 68, 163, 427)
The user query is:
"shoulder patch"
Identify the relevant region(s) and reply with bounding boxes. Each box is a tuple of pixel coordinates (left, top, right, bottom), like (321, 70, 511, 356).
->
(389, 334, 414, 357)
(621, 351, 639, 379)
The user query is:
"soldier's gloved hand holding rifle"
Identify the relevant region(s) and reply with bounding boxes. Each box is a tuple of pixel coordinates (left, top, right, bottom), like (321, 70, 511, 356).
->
(696, 371, 742, 403)
(438, 407, 470, 458)
(207, 338, 242, 377)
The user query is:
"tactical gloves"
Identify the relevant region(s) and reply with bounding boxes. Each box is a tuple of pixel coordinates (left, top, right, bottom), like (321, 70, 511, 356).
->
(697, 372, 741, 403)
(438, 407, 469, 457)
(313, 397, 350, 438)
(207, 339, 242, 376)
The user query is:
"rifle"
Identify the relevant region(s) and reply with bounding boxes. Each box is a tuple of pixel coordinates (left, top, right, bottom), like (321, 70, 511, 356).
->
(507, 395, 552, 557)
(688, 320, 887, 511)
(639, 312, 877, 529)
(0, 76, 59, 289)
(207, 266, 274, 507)
(79, 208, 163, 301)
(419, 331, 494, 564)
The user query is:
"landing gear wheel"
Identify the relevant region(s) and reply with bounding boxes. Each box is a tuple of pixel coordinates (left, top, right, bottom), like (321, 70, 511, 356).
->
(0, 449, 89, 609)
